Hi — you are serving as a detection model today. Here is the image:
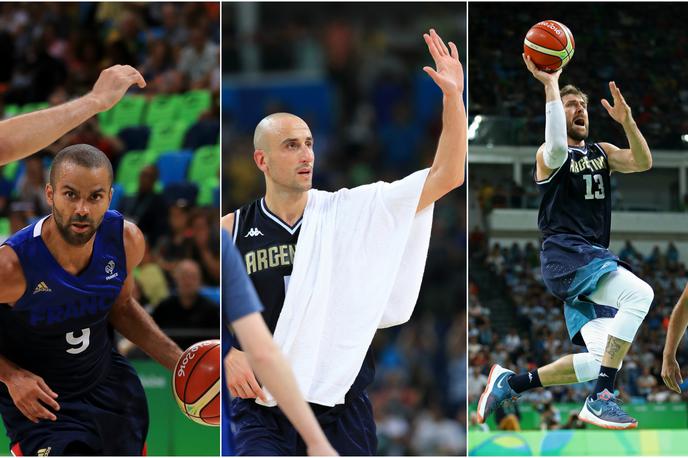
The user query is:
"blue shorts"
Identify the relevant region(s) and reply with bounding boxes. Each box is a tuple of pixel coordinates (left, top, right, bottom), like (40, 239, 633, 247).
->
(541, 234, 628, 345)
(230, 392, 377, 456)
(0, 353, 149, 456)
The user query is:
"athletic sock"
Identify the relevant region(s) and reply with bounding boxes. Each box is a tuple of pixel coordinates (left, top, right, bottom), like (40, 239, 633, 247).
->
(591, 365, 618, 399)
(507, 370, 542, 393)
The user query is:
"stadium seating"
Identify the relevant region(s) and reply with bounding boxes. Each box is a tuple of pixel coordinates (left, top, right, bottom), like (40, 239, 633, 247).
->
(177, 90, 212, 126)
(188, 145, 219, 206)
(145, 94, 183, 129)
(99, 96, 147, 136)
(0, 217, 9, 237)
(116, 151, 153, 195)
(118, 125, 151, 151)
(157, 151, 194, 187)
(148, 123, 188, 153)
(183, 119, 220, 150)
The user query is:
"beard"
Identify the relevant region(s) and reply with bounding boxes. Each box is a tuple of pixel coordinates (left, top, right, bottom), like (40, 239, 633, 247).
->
(567, 119, 589, 142)
(52, 206, 101, 246)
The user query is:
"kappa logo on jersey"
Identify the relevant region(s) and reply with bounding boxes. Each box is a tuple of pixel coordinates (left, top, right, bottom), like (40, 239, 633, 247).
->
(37, 447, 52, 456)
(33, 281, 52, 294)
(105, 260, 118, 280)
(245, 227, 264, 237)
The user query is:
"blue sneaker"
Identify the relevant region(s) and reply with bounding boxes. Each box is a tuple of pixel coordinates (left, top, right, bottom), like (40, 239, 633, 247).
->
(578, 389, 638, 430)
(476, 364, 520, 424)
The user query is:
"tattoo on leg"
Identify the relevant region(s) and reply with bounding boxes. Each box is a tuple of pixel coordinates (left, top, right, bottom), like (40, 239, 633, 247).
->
(606, 338, 622, 360)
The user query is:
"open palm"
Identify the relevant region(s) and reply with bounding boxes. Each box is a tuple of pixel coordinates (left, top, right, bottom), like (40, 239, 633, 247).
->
(602, 81, 632, 126)
(423, 29, 463, 97)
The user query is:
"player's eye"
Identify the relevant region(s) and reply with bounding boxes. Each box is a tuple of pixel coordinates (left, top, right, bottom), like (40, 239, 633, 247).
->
(90, 194, 103, 201)
(65, 191, 76, 199)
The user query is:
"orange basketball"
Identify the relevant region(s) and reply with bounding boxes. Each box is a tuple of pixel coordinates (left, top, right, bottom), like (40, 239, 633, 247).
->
(173, 339, 221, 426)
(524, 20, 575, 72)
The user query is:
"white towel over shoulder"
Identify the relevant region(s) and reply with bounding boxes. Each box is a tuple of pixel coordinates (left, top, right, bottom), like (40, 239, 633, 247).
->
(265, 168, 434, 407)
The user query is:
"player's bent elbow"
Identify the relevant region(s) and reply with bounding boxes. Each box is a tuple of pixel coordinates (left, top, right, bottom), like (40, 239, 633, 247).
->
(246, 345, 281, 372)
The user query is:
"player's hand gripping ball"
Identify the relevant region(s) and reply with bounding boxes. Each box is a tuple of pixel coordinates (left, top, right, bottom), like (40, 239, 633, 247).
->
(524, 20, 575, 72)
(173, 340, 221, 426)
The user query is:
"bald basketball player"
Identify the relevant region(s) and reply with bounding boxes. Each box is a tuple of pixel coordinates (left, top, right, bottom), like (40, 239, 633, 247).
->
(0, 65, 145, 166)
(223, 29, 465, 455)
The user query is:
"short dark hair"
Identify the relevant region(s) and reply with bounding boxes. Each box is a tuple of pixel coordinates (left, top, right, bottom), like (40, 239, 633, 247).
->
(560, 84, 589, 105)
(49, 144, 114, 187)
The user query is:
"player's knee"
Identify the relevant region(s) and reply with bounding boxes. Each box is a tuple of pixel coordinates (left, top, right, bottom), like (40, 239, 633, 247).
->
(630, 280, 654, 316)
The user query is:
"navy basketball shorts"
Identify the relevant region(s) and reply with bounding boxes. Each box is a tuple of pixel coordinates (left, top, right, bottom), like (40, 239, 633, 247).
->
(231, 391, 377, 456)
(0, 354, 149, 456)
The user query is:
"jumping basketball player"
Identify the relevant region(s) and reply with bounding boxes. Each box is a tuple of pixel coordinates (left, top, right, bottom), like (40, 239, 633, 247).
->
(0, 144, 183, 455)
(477, 54, 654, 430)
(223, 235, 336, 456)
(224, 28, 465, 455)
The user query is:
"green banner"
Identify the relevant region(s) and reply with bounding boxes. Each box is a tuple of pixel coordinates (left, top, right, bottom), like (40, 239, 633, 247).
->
(469, 430, 688, 456)
(0, 360, 219, 456)
(469, 402, 688, 430)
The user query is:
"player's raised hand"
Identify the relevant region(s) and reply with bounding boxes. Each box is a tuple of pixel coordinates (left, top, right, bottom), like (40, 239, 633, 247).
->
(661, 355, 683, 393)
(522, 53, 562, 86)
(423, 29, 463, 97)
(5, 369, 60, 423)
(87, 65, 146, 113)
(601, 81, 632, 126)
(225, 348, 268, 402)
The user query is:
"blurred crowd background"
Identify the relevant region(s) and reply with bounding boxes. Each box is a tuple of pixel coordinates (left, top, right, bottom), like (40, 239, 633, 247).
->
(469, 2, 688, 434)
(224, 3, 466, 455)
(0, 2, 221, 353)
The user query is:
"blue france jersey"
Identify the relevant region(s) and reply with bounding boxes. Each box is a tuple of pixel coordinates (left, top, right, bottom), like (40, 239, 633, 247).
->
(0, 210, 127, 398)
(537, 142, 612, 248)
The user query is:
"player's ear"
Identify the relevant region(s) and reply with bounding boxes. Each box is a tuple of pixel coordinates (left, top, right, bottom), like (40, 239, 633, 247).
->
(254, 149, 267, 172)
(45, 183, 54, 206)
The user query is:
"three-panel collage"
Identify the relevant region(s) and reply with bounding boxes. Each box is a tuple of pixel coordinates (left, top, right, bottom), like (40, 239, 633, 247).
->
(0, 1, 686, 457)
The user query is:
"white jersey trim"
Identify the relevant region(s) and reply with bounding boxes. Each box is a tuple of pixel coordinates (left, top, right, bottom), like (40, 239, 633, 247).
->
(232, 208, 240, 245)
(260, 198, 302, 235)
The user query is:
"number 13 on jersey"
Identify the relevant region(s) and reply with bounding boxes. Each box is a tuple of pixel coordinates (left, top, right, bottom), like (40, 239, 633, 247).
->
(583, 174, 605, 200)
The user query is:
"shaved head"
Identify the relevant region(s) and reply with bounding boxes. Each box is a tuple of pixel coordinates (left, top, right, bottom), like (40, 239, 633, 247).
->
(253, 113, 309, 152)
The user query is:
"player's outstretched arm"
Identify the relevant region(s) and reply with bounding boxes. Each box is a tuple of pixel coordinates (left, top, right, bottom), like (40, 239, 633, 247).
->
(231, 313, 338, 456)
(662, 282, 688, 393)
(0, 65, 145, 166)
(599, 81, 652, 173)
(416, 29, 465, 212)
(109, 221, 183, 370)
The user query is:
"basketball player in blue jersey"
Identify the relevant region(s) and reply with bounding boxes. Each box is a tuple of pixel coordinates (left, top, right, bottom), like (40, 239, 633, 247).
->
(222, 234, 336, 456)
(477, 55, 654, 430)
(223, 28, 465, 455)
(0, 144, 183, 455)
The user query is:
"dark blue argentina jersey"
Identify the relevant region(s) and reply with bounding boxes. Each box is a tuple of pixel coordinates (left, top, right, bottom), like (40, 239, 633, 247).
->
(0, 210, 127, 398)
(537, 142, 612, 247)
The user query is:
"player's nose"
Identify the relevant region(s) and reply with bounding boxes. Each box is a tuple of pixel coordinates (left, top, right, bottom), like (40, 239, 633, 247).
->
(74, 199, 90, 216)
